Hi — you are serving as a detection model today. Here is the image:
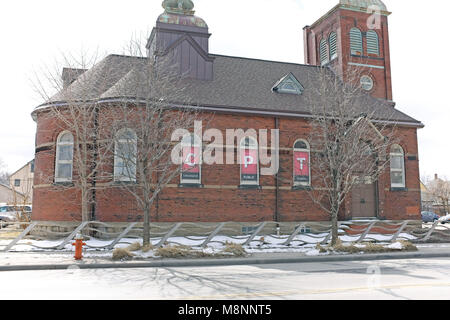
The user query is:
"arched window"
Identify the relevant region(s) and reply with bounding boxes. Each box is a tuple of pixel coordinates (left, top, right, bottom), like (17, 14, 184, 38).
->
(181, 134, 202, 185)
(293, 140, 311, 187)
(55, 131, 74, 183)
(390, 144, 405, 188)
(240, 136, 259, 186)
(114, 128, 137, 182)
(350, 28, 363, 55)
(366, 30, 380, 55)
(319, 38, 328, 66)
(328, 32, 338, 60)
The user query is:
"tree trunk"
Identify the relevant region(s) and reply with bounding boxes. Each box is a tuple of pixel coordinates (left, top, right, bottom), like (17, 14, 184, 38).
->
(330, 209, 339, 246)
(81, 189, 90, 222)
(143, 205, 151, 246)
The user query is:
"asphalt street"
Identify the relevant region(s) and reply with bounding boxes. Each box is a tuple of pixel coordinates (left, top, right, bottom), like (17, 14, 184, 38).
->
(1, 257, 450, 300)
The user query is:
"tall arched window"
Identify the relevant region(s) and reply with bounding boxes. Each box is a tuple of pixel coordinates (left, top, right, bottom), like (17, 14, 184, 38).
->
(319, 38, 328, 66)
(240, 136, 259, 186)
(366, 30, 380, 55)
(114, 128, 137, 182)
(350, 28, 363, 55)
(390, 144, 405, 188)
(328, 32, 338, 60)
(181, 134, 202, 185)
(55, 131, 74, 183)
(293, 140, 311, 187)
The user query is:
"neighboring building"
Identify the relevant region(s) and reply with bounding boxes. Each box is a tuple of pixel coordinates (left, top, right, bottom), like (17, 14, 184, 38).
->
(31, 0, 424, 222)
(420, 181, 434, 212)
(9, 160, 34, 205)
(0, 183, 26, 205)
(427, 174, 450, 215)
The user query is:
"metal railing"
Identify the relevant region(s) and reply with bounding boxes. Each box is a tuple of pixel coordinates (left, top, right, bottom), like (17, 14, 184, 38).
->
(1, 220, 449, 252)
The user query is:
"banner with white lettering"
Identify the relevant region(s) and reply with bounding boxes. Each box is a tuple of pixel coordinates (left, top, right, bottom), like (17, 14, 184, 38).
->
(241, 149, 258, 182)
(294, 151, 310, 183)
(182, 146, 200, 181)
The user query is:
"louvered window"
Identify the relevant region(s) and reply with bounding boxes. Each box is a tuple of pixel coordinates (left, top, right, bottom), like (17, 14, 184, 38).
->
(319, 39, 328, 65)
(329, 32, 338, 60)
(350, 28, 363, 55)
(366, 30, 380, 55)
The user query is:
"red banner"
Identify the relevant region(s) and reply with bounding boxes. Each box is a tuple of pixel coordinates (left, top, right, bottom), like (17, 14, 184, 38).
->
(241, 149, 258, 182)
(294, 151, 310, 183)
(182, 146, 200, 180)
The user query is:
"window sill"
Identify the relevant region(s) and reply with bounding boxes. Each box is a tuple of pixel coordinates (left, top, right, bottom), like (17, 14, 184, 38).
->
(53, 182, 74, 187)
(179, 183, 204, 188)
(239, 185, 262, 190)
(113, 181, 137, 186)
(292, 185, 312, 191)
(390, 187, 408, 192)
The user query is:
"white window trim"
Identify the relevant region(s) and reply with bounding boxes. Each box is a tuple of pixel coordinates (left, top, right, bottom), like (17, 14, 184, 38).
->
(239, 137, 260, 187)
(55, 131, 74, 183)
(293, 139, 311, 187)
(180, 134, 202, 185)
(114, 129, 137, 183)
(390, 145, 406, 188)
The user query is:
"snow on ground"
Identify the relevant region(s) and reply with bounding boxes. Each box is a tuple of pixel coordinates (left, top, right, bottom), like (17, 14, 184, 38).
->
(0, 232, 417, 258)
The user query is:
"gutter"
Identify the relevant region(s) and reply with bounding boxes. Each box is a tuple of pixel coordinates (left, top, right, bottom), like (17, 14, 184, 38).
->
(31, 98, 425, 129)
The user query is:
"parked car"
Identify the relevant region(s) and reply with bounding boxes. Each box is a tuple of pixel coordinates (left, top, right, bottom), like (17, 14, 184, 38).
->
(439, 214, 450, 224)
(0, 205, 32, 223)
(421, 211, 440, 223)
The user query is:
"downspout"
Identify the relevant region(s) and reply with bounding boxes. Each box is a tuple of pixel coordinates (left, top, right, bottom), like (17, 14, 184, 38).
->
(275, 117, 280, 222)
(90, 104, 99, 221)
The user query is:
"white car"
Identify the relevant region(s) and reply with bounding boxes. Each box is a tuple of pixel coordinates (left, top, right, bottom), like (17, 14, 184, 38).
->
(0, 205, 32, 223)
(439, 214, 450, 224)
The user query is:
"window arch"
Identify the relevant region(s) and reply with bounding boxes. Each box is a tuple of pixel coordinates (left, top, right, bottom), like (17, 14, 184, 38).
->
(319, 38, 328, 66)
(55, 131, 74, 183)
(390, 144, 405, 188)
(293, 139, 311, 187)
(114, 128, 137, 182)
(181, 134, 202, 185)
(366, 30, 379, 55)
(350, 28, 363, 55)
(240, 136, 259, 186)
(328, 32, 338, 60)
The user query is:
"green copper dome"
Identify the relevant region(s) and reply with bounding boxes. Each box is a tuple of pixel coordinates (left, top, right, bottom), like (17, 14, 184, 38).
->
(162, 0, 195, 15)
(340, 0, 388, 12)
(159, 0, 207, 28)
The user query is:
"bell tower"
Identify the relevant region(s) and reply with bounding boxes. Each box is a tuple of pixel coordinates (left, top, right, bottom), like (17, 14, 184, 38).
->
(147, 0, 214, 81)
(304, 0, 393, 101)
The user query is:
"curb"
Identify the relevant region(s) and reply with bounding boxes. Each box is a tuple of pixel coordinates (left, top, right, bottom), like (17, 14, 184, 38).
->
(1, 250, 450, 272)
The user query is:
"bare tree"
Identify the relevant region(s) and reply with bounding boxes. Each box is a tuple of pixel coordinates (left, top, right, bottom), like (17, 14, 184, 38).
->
(106, 41, 202, 246)
(426, 175, 450, 215)
(303, 67, 398, 245)
(32, 50, 118, 222)
(0, 158, 8, 185)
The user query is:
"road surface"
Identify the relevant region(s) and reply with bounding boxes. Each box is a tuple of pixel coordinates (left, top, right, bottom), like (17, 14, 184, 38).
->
(1, 257, 450, 300)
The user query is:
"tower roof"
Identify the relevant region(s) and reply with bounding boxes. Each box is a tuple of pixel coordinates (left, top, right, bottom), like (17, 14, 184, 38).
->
(339, 0, 388, 12)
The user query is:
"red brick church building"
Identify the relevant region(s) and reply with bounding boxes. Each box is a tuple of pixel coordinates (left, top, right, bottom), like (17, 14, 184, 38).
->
(31, 0, 424, 223)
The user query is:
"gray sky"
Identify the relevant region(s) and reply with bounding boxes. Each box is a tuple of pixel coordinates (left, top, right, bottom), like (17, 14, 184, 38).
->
(0, 0, 448, 180)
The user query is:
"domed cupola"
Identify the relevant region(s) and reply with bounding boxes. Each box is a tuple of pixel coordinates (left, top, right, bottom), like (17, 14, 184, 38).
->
(339, 0, 389, 13)
(158, 0, 207, 28)
(147, 0, 214, 81)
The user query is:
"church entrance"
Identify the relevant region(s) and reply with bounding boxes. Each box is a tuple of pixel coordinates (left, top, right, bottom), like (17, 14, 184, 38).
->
(351, 177, 377, 219)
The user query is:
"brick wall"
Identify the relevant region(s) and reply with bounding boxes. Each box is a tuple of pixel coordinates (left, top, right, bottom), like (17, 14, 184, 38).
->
(32, 109, 421, 222)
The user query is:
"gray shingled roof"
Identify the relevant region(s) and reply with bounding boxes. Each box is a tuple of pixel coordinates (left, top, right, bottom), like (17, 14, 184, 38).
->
(40, 54, 423, 127)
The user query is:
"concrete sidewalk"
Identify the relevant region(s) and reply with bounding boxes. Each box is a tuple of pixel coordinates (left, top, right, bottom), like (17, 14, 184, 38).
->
(1, 244, 450, 271)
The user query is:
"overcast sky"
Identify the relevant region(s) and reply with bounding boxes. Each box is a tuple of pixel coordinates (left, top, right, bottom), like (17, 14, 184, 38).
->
(0, 0, 448, 180)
